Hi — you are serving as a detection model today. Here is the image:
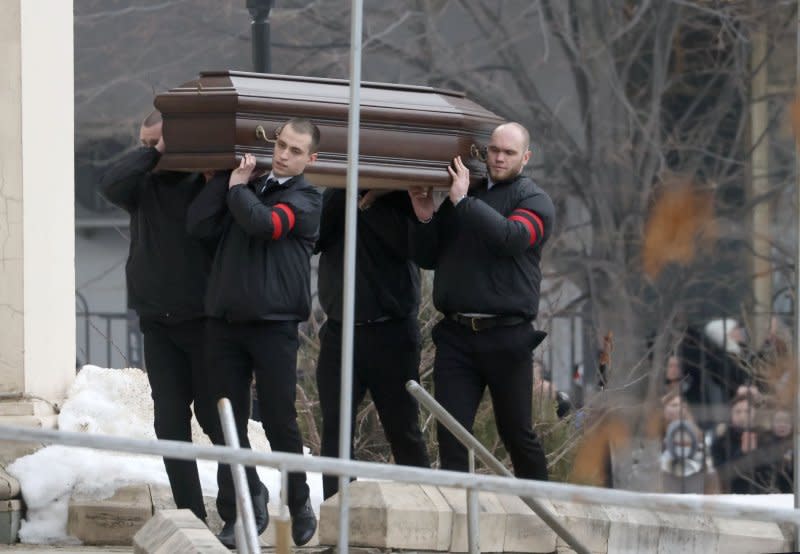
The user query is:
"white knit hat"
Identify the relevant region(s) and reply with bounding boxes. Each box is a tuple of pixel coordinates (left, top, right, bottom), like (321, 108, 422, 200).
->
(703, 318, 741, 355)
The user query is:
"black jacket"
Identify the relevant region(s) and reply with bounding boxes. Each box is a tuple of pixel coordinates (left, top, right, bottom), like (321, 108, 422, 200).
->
(315, 189, 420, 322)
(711, 426, 773, 494)
(186, 171, 321, 322)
(99, 147, 213, 322)
(410, 175, 554, 319)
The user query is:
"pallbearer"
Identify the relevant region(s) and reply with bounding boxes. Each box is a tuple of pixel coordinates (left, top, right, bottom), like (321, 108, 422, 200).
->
(315, 187, 430, 500)
(408, 122, 554, 480)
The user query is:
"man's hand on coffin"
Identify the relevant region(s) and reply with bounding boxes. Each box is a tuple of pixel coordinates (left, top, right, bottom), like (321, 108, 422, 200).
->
(447, 156, 469, 206)
(229, 153, 257, 189)
(409, 186, 434, 223)
(358, 189, 391, 211)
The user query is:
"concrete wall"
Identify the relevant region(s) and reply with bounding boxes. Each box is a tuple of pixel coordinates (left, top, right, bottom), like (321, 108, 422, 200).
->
(0, 0, 75, 402)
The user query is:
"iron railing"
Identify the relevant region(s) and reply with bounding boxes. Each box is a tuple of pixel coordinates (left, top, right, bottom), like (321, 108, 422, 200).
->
(0, 421, 797, 552)
(406, 380, 590, 554)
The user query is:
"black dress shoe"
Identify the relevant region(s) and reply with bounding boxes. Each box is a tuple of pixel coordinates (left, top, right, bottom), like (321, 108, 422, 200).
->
(252, 483, 270, 535)
(291, 497, 317, 546)
(217, 484, 270, 549)
(216, 520, 236, 549)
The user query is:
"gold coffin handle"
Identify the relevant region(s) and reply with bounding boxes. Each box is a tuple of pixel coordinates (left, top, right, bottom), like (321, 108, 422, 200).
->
(255, 124, 275, 143)
(470, 143, 486, 162)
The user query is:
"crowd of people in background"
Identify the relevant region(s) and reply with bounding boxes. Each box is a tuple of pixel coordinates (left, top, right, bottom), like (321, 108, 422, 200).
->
(655, 316, 794, 494)
(537, 315, 796, 496)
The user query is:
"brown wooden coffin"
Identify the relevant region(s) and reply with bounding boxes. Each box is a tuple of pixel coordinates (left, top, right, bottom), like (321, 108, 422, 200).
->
(153, 71, 504, 189)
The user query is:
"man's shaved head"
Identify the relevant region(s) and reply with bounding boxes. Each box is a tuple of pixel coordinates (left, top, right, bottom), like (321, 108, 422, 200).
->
(493, 122, 530, 152)
(142, 110, 162, 128)
(486, 122, 532, 182)
(140, 110, 163, 148)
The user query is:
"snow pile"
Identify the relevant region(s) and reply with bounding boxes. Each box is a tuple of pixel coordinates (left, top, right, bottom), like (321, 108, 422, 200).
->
(7, 365, 322, 544)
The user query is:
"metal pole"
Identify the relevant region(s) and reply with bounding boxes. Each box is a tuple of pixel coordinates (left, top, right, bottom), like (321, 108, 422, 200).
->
(794, 2, 800, 548)
(0, 424, 799, 526)
(337, 0, 363, 551)
(751, 23, 772, 350)
(218, 399, 261, 554)
(276, 466, 291, 554)
(467, 449, 480, 554)
(406, 380, 592, 554)
(246, 0, 273, 73)
(234, 521, 247, 554)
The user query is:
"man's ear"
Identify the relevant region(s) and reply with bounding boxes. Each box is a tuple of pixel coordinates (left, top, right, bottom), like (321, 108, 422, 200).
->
(522, 149, 532, 167)
(308, 152, 318, 164)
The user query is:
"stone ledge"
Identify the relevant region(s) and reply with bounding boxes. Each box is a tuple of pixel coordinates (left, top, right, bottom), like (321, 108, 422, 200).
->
(68, 484, 153, 545)
(712, 517, 787, 554)
(498, 494, 556, 553)
(0, 466, 21, 500)
(321, 482, 450, 550)
(0, 499, 22, 544)
(133, 509, 226, 554)
(318, 481, 790, 554)
(150, 483, 319, 547)
(554, 499, 789, 554)
(0, 399, 57, 418)
(550, 500, 610, 554)
(21, 476, 792, 552)
(0, 413, 58, 465)
(438, 486, 506, 552)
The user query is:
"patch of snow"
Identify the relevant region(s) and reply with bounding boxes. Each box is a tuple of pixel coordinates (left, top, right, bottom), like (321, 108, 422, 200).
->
(7, 365, 322, 544)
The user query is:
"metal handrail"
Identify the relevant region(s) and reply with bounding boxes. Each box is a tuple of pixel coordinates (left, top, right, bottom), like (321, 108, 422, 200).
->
(217, 399, 260, 554)
(406, 379, 591, 554)
(0, 424, 798, 527)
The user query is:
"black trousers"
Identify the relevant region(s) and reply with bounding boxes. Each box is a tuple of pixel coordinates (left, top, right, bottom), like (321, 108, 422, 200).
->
(316, 318, 430, 499)
(141, 317, 215, 520)
(205, 318, 310, 522)
(432, 318, 549, 480)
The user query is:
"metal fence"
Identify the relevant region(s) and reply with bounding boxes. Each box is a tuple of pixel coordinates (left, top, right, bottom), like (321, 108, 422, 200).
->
(75, 291, 143, 370)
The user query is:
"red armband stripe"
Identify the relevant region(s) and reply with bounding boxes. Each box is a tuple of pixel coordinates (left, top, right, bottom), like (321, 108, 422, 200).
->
(509, 215, 536, 245)
(275, 203, 296, 231)
(510, 208, 545, 245)
(270, 212, 283, 240)
(270, 203, 296, 239)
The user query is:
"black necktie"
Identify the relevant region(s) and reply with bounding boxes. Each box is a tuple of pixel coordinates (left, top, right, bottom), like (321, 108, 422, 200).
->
(260, 177, 278, 194)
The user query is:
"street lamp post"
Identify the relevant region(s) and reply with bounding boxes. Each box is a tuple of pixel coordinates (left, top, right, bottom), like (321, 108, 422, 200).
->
(247, 0, 274, 73)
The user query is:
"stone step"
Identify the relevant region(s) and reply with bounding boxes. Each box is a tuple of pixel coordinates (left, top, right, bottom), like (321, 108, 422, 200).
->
(0, 465, 22, 544)
(68, 483, 320, 549)
(437, 486, 507, 553)
(0, 499, 22, 545)
(40, 478, 795, 552)
(0, 414, 58, 465)
(318, 481, 791, 553)
(320, 481, 556, 552)
(67, 484, 153, 546)
(150, 484, 320, 548)
(0, 465, 21, 500)
(319, 481, 452, 550)
(133, 509, 226, 554)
